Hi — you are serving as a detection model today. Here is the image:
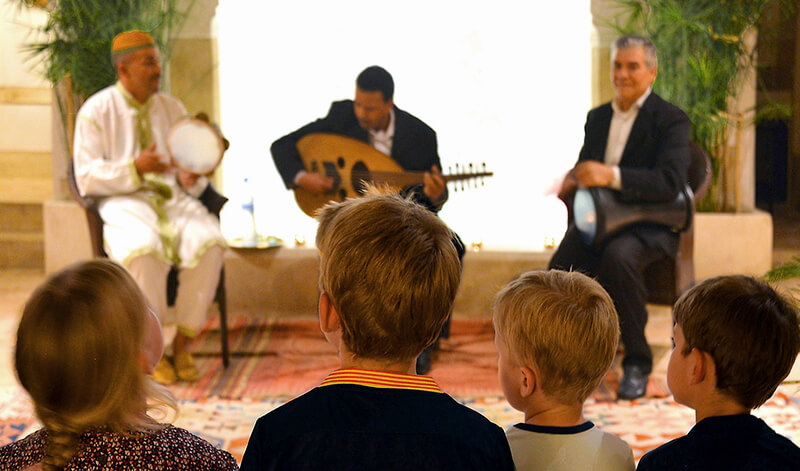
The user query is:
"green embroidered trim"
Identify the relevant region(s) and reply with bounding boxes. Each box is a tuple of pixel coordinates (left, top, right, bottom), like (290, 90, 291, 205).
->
(180, 239, 227, 269)
(111, 43, 154, 59)
(117, 81, 153, 148)
(121, 246, 173, 268)
(142, 173, 173, 200)
(78, 114, 102, 133)
(128, 159, 142, 187)
(145, 190, 179, 265)
(177, 325, 199, 339)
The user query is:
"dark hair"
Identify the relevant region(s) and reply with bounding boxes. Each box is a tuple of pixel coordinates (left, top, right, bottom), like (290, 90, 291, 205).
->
(673, 275, 800, 409)
(356, 66, 394, 102)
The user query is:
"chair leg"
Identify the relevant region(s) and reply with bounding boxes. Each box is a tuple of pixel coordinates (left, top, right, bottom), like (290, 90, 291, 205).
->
(216, 267, 230, 368)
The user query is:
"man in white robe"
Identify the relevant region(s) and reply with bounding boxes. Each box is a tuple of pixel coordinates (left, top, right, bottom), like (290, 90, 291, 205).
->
(73, 30, 225, 384)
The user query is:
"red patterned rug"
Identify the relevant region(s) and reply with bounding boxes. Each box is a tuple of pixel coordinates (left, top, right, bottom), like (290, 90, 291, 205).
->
(2, 318, 796, 464)
(172, 317, 668, 401)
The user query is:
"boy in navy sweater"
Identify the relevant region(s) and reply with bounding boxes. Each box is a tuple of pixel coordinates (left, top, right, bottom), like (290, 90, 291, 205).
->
(241, 190, 514, 471)
(638, 275, 800, 470)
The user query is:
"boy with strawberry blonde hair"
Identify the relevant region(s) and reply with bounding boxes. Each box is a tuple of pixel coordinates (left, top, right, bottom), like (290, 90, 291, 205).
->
(241, 191, 514, 470)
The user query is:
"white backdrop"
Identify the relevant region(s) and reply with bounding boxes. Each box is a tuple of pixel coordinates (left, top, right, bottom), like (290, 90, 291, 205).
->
(216, 1, 592, 250)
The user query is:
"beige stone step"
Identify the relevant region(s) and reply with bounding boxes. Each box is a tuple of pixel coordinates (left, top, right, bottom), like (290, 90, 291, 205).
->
(0, 178, 53, 203)
(0, 104, 52, 153)
(222, 247, 553, 318)
(0, 203, 44, 269)
(0, 151, 52, 180)
(0, 231, 43, 269)
(0, 87, 51, 105)
(0, 203, 43, 232)
(0, 151, 53, 204)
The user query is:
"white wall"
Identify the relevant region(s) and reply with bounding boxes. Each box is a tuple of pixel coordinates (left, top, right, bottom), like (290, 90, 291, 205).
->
(0, 2, 50, 154)
(0, 1, 48, 88)
(217, 0, 592, 250)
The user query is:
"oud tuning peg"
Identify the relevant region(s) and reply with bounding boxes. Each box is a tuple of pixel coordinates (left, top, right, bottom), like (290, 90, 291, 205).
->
(469, 163, 474, 174)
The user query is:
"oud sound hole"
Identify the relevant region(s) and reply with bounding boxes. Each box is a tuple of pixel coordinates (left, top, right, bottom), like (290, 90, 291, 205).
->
(338, 189, 347, 201)
(350, 161, 370, 195)
(337, 156, 345, 168)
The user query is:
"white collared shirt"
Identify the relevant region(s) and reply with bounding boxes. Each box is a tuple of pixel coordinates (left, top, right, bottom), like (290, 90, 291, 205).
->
(368, 108, 395, 156)
(604, 87, 651, 189)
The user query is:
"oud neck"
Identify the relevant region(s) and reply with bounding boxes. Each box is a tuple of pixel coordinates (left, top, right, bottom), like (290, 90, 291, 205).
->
(370, 170, 491, 187)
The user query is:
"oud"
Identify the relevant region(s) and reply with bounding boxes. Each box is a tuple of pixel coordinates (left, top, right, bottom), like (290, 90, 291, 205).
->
(294, 133, 492, 217)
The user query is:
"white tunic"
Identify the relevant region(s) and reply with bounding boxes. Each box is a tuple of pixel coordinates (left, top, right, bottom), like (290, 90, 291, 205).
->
(73, 84, 224, 268)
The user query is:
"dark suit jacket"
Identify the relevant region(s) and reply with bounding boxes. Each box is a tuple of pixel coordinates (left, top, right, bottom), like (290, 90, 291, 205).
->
(271, 100, 445, 211)
(577, 92, 691, 254)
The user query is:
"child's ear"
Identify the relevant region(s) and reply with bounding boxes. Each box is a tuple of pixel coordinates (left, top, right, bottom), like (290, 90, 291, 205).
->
(318, 292, 341, 334)
(519, 366, 537, 398)
(688, 348, 708, 385)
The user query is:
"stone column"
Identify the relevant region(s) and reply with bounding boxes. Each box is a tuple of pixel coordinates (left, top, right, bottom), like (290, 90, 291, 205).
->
(169, 0, 222, 188)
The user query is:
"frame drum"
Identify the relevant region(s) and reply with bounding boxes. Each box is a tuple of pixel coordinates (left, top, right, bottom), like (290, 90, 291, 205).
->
(167, 118, 224, 175)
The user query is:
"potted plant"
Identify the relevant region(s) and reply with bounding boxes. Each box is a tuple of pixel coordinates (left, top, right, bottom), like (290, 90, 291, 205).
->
(14, 0, 192, 156)
(607, 0, 794, 212)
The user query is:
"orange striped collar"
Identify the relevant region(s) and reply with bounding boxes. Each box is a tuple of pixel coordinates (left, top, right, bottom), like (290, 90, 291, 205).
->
(319, 368, 443, 394)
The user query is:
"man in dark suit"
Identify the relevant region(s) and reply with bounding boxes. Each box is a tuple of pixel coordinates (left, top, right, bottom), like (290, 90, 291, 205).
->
(271, 65, 447, 213)
(271, 65, 458, 374)
(549, 36, 691, 400)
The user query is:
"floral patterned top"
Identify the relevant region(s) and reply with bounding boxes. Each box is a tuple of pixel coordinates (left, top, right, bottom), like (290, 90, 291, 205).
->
(0, 425, 238, 470)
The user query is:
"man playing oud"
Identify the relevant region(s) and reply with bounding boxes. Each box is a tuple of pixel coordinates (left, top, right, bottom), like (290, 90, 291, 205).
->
(271, 65, 461, 374)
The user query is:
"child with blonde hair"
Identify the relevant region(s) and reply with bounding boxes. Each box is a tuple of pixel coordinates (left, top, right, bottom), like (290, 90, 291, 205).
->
(0, 260, 237, 470)
(493, 269, 634, 470)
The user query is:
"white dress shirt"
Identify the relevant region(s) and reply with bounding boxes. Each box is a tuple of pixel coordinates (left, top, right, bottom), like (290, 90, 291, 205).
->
(604, 87, 651, 189)
(368, 108, 395, 156)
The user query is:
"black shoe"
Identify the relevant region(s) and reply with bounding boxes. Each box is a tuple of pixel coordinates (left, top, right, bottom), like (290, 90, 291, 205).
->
(617, 365, 648, 400)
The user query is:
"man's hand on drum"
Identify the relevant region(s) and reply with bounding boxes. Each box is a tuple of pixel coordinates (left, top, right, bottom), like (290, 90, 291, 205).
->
(296, 171, 335, 195)
(134, 142, 171, 175)
(573, 161, 614, 187)
(423, 165, 446, 200)
(178, 169, 202, 190)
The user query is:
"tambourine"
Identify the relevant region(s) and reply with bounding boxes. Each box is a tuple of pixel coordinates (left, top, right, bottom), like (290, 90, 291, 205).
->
(167, 118, 225, 175)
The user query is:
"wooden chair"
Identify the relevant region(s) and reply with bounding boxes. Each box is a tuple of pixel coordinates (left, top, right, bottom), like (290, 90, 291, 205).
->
(643, 142, 712, 304)
(66, 158, 231, 368)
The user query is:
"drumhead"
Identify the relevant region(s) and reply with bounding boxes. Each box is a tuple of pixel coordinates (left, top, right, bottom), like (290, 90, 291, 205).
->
(167, 118, 224, 174)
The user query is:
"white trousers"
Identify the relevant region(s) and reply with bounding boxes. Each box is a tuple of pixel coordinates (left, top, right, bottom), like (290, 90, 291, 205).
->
(127, 244, 224, 343)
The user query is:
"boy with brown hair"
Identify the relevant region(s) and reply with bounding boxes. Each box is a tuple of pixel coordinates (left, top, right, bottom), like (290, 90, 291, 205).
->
(240, 191, 514, 471)
(493, 270, 635, 471)
(637, 275, 800, 470)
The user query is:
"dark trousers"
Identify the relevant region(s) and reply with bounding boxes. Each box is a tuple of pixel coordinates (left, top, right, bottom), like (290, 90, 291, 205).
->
(549, 226, 668, 374)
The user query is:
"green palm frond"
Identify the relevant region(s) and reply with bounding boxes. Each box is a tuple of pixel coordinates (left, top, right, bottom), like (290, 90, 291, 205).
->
(15, 0, 192, 99)
(765, 256, 800, 283)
